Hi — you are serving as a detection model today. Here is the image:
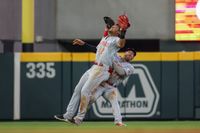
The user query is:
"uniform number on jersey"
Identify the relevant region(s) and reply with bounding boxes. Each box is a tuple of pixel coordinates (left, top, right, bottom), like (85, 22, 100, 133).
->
(26, 62, 56, 79)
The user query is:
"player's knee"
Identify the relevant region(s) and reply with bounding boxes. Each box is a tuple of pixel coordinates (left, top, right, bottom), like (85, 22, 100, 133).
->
(106, 90, 117, 101)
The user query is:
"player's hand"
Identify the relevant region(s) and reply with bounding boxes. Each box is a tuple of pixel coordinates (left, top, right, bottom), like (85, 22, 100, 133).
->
(117, 14, 130, 31)
(72, 39, 86, 46)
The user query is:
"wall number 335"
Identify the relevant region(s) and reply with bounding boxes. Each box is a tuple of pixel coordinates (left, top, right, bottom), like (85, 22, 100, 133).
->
(26, 63, 56, 79)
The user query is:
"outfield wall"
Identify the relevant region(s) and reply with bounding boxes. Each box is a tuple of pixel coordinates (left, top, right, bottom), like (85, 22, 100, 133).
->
(0, 52, 200, 120)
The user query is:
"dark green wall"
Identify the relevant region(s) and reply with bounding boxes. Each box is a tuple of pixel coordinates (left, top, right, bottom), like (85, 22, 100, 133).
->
(0, 53, 200, 120)
(20, 62, 62, 119)
(0, 54, 14, 119)
(161, 61, 178, 119)
(179, 61, 194, 119)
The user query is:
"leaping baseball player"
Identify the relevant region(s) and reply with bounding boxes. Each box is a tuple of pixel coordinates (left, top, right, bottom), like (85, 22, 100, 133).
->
(55, 14, 131, 126)
(55, 48, 136, 126)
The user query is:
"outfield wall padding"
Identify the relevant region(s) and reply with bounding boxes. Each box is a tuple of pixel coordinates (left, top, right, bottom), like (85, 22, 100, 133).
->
(0, 52, 200, 120)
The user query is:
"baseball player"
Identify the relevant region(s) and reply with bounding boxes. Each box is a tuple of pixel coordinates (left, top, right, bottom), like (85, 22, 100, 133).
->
(55, 15, 131, 125)
(55, 48, 136, 126)
(72, 15, 130, 124)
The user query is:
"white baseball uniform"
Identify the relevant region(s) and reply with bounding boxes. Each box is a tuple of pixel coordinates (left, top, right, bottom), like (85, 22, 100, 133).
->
(74, 36, 121, 121)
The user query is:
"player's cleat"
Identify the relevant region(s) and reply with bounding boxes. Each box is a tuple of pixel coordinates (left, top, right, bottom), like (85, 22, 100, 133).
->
(54, 115, 76, 125)
(67, 118, 76, 125)
(73, 117, 82, 126)
(115, 122, 127, 127)
(54, 114, 66, 121)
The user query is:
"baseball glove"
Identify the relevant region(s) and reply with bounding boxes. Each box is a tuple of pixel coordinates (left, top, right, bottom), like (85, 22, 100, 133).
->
(104, 16, 115, 29)
(117, 14, 130, 30)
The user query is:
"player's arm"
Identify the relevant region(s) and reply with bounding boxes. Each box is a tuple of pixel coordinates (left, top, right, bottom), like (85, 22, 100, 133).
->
(113, 61, 134, 76)
(117, 30, 126, 48)
(72, 39, 96, 53)
(123, 64, 134, 76)
(113, 61, 126, 76)
(117, 14, 130, 48)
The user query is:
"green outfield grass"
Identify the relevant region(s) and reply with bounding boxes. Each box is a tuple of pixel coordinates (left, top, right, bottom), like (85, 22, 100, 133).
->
(0, 121, 200, 133)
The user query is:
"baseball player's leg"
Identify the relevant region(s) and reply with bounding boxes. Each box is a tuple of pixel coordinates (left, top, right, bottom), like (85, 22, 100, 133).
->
(63, 70, 90, 120)
(103, 87, 122, 124)
(74, 65, 110, 123)
(87, 85, 105, 109)
(88, 84, 123, 125)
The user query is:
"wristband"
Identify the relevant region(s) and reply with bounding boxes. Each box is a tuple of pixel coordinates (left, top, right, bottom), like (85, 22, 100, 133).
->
(119, 30, 126, 39)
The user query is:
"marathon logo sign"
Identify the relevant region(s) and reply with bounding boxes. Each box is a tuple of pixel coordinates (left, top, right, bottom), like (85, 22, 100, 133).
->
(92, 64, 160, 118)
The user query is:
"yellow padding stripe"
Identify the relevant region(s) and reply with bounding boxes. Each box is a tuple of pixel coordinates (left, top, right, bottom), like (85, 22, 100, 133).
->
(179, 52, 194, 61)
(89, 52, 162, 62)
(20, 51, 200, 62)
(89, 53, 96, 61)
(134, 52, 161, 61)
(194, 52, 200, 60)
(62, 53, 72, 61)
(161, 52, 178, 61)
(21, 53, 62, 62)
(72, 53, 89, 62)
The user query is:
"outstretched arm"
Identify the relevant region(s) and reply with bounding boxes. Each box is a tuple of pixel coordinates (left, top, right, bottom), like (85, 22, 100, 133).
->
(117, 14, 130, 48)
(72, 39, 96, 53)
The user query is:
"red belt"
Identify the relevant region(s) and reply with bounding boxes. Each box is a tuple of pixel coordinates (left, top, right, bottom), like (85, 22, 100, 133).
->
(93, 62, 103, 66)
(106, 81, 116, 87)
(108, 68, 113, 74)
